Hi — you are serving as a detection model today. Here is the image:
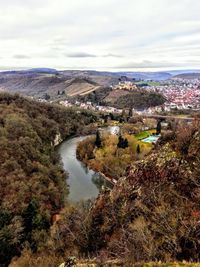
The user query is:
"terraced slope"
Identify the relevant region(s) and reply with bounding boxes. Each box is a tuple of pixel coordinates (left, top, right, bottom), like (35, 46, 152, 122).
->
(0, 71, 117, 99)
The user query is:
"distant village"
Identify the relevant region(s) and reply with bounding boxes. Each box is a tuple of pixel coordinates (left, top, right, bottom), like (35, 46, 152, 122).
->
(59, 99, 123, 114)
(39, 76, 200, 115)
(145, 78, 200, 111)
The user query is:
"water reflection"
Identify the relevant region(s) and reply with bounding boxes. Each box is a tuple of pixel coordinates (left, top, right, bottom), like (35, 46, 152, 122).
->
(58, 126, 119, 202)
(91, 172, 114, 191)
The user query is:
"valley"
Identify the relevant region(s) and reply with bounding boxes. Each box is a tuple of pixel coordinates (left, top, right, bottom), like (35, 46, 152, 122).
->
(0, 72, 200, 267)
(1, 0, 200, 265)
(1, 68, 199, 115)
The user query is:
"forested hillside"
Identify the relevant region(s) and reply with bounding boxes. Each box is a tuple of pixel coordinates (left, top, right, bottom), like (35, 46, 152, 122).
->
(77, 122, 200, 262)
(11, 121, 200, 267)
(0, 93, 97, 266)
(112, 90, 166, 109)
(1, 93, 200, 267)
(9, 118, 200, 266)
(0, 70, 119, 99)
(77, 88, 166, 110)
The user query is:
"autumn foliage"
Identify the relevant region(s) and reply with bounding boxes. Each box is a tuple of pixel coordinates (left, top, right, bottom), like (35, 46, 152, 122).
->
(0, 93, 97, 266)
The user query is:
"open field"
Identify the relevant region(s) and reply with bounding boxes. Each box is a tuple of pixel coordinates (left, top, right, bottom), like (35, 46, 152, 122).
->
(135, 81, 161, 86)
(135, 129, 156, 140)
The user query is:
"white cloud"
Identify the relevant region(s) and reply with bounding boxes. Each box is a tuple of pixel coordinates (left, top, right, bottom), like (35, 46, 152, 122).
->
(0, 0, 200, 70)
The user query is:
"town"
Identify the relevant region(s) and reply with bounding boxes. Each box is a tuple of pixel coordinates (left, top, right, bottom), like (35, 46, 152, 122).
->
(57, 76, 200, 115)
(145, 77, 200, 111)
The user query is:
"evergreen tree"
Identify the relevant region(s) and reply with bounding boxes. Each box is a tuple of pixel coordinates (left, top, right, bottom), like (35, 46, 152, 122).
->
(117, 135, 128, 149)
(95, 130, 101, 148)
(22, 199, 38, 234)
(123, 138, 129, 148)
(117, 135, 124, 148)
(156, 120, 162, 135)
(136, 144, 141, 154)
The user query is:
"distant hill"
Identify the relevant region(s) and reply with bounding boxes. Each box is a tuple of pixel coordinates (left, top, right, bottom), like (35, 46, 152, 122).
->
(173, 73, 200, 79)
(167, 69, 200, 75)
(0, 68, 59, 75)
(1, 68, 200, 101)
(110, 90, 166, 110)
(0, 69, 170, 101)
(0, 71, 118, 99)
(63, 77, 100, 96)
(115, 71, 172, 81)
(77, 87, 166, 110)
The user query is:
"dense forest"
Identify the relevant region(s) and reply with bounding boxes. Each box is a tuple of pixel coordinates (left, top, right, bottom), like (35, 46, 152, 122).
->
(0, 93, 97, 266)
(76, 88, 165, 110)
(113, 90, 166, 110)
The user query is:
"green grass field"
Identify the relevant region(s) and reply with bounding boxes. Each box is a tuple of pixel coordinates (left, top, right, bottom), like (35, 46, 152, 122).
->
(135, 81, 160, 86)
(135, 129, 156, 140)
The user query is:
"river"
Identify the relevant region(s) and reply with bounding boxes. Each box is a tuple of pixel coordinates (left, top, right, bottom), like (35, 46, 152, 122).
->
(57, 126, 119, 202)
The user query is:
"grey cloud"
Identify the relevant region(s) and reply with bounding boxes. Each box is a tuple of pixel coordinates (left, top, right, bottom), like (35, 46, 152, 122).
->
(116, 60, 177, 69)
(0, 66, 28, 70)
(65, 52, 97, 58)
(0, 0, 200, 70)
(102, 53, 123, 58)
(13, 54, 30, 59)
(65, 52, 123, 58)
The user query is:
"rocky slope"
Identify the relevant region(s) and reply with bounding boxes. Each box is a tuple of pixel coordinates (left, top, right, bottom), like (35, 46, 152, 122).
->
(84, 124, 200, 262)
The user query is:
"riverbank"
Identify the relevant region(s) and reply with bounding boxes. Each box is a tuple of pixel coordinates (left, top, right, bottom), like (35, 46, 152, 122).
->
(57, 126, 119, 202)
(76, 130, 152, 183)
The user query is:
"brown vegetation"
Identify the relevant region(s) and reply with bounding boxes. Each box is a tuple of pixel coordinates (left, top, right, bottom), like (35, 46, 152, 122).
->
(112, 90, 166, 110)
(0, 93, 97, 266)
(79, 123, 200, 263)
(1, 93, 200, 266)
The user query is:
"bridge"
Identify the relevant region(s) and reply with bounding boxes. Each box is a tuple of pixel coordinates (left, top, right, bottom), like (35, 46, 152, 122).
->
(141, 114, 199, 122)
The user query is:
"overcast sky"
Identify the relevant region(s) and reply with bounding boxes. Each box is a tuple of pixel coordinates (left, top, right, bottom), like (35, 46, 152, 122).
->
(0, 0, 200, 71)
